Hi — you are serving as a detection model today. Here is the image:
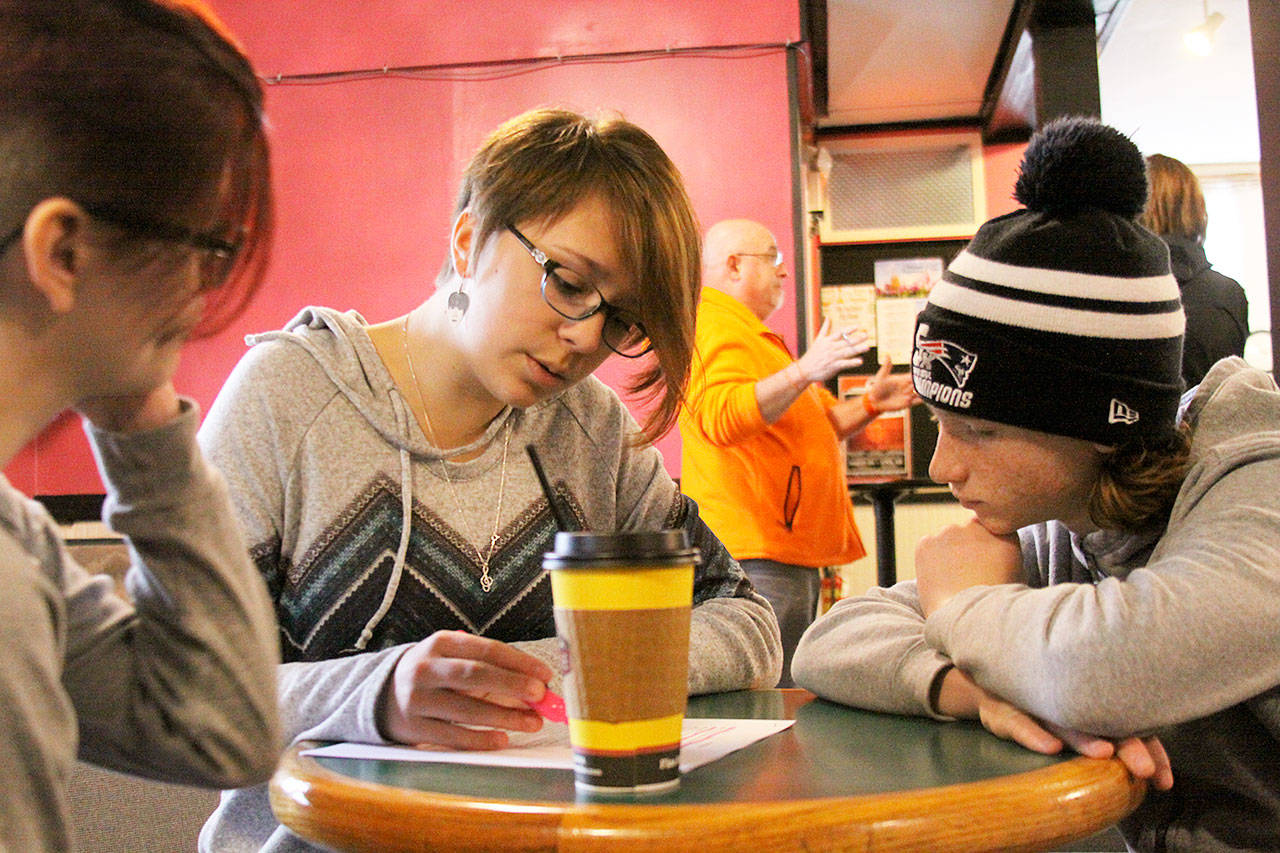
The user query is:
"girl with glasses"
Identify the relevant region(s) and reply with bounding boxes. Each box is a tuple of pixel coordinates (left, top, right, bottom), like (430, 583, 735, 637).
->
(0, 1, 280, 849)
(198, 107, 782, 851)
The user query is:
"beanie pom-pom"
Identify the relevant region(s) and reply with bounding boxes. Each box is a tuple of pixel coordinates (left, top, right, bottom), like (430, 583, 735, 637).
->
(1013, 116, 1148, 219)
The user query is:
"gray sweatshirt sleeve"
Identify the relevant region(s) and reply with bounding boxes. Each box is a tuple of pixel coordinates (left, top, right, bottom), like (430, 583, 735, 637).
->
(792, 580, 953, 717)
(925, 447, 1280, 737)
(277, 649, 405, 744)
(612, 435, 782, 695)
(679, 497, 783, 693)
(66, 401, 281, 786)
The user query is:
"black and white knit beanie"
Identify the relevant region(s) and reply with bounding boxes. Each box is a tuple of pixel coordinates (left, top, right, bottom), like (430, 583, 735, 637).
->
(912, 116, 1185, 445)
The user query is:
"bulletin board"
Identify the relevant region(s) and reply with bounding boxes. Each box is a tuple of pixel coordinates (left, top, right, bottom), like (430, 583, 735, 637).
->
(819, 239, 969, 483)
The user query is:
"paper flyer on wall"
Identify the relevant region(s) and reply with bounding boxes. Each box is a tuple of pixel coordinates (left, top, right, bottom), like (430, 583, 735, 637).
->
(819, 283, 877, 346)
(872, 257, 941, 364)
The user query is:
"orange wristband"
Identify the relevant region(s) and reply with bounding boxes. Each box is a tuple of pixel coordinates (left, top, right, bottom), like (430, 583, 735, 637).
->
(862, 393, 881, 416)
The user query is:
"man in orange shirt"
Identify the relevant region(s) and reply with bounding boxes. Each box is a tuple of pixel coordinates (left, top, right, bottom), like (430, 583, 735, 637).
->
(679, 219, 917, 685)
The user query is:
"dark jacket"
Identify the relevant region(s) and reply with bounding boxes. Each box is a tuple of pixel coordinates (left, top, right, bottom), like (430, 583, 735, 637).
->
(1166, 235, 1249, 388)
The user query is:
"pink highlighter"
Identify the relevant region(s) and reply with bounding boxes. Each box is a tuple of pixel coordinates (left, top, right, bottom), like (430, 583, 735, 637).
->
(531, 689, 567, 724)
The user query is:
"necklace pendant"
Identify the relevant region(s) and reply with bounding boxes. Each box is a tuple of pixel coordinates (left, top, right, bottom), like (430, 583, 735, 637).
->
(406, 315, 511, 600)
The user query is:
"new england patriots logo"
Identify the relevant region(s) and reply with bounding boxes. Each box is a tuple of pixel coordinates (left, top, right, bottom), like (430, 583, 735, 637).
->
(913, 325, 978, 388)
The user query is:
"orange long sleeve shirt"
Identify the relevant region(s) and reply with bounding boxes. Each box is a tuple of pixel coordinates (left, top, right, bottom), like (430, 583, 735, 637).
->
(678, 287, 866, 567)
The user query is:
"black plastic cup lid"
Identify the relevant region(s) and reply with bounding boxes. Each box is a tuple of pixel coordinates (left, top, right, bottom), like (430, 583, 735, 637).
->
(543, 529, 699, 568)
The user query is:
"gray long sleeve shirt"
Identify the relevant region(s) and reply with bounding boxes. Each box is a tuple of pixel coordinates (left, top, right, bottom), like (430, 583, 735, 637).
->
(0, 402, 281, 852)
(794, 357, 1280, 853)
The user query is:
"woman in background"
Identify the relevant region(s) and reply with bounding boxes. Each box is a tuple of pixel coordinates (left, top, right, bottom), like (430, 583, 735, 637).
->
(1141, 152, 1249, 388)
(198, 107, 782, 852)
(0, 1, 280, 850)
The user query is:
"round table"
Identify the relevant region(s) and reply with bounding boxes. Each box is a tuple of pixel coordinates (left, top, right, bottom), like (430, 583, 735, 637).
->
(270, 689, 1144, 852)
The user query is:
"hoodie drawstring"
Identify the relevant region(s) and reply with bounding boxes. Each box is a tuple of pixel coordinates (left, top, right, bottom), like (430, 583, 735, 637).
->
(354, 397, 414, 651)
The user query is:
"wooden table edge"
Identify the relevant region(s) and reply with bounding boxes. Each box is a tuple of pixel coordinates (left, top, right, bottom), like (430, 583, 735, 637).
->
(270, 740, 1146, 853)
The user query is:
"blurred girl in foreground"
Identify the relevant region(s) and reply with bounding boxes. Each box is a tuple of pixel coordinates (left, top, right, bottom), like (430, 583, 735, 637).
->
(0, 1, 281, 849)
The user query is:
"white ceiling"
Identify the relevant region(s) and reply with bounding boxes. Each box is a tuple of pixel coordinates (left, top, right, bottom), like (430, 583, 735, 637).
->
(821, 0, 1017, 128)
(1099, 0, 1257, 165)
(819, 0, 1260, 167)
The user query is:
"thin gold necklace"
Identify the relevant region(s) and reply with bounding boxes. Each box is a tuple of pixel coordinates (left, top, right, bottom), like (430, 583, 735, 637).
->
(401, 315, 510, 593)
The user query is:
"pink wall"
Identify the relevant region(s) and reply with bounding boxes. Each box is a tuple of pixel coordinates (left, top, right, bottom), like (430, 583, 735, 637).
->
(11, 0, 803, 497)
(982, 141, 1028, 218)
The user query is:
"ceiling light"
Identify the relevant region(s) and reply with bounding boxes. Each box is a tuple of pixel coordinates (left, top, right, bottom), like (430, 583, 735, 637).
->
(1184, 9, 1225, 56)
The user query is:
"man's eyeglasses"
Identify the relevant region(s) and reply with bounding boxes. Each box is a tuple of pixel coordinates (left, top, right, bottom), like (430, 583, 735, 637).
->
(0, 202, 242, 292)
(732, 248, 784, 268)
(507, 224, 652, 358)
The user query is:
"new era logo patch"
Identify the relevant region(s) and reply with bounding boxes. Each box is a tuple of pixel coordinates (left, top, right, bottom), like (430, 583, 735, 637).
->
(1108, 399, 1139, 425)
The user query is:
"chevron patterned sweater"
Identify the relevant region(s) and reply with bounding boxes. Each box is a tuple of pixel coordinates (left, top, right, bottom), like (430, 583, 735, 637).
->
(196, 306, 781, 852)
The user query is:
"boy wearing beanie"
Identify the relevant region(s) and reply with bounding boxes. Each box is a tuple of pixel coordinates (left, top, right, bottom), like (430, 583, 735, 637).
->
(793, 117, 1279, 853)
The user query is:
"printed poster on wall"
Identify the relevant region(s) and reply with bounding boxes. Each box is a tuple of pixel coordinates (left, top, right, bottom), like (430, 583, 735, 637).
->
(838, 374, 911, 481)
(873, 257, 942, 365)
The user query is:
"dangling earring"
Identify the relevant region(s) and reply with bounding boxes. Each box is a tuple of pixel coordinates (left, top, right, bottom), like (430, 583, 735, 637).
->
(447, 282, 470, 323)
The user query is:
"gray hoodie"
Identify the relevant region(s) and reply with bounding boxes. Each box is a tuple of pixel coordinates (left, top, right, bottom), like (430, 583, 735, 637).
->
(197, 307, 782, 852)
(794, 357, 1280, 853)
(0, 403, 280, 852)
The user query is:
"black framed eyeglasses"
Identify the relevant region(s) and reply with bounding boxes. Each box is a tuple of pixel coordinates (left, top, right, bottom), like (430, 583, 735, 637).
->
(732, 248, 784, 268)
(0, 201, 242, 292)
(507, 224, 652, 358)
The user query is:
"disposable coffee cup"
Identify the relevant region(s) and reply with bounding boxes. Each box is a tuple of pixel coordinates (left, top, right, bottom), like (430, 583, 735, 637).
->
(544, 529, 697, 794)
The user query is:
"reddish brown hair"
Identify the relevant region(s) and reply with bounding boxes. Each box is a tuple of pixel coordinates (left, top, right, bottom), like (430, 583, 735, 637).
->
(0, 0, 273, 335)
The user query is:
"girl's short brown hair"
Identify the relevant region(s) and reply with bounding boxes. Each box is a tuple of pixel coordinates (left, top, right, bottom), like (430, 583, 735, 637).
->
(449, 108, 701, 445)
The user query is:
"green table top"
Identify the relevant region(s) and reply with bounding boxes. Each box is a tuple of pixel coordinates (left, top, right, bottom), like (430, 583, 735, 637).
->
(312, 689, 1066, 805)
